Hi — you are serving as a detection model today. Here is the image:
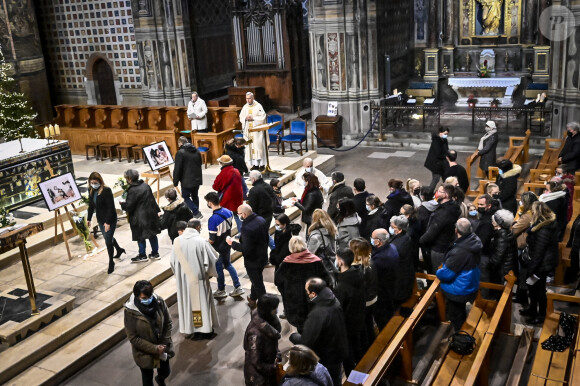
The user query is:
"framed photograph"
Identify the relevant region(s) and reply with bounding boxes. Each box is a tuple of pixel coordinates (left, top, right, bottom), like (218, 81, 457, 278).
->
(38, 172, 82, 211)
(143, 141, 174, 171)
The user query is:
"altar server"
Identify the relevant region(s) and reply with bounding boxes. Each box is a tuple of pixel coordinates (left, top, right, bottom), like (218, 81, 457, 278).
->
(187, 92, 208, 133)
(239, 92, 268, 171)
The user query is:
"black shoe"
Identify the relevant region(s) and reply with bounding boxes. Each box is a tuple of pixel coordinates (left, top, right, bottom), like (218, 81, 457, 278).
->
(131, 254, 149, 263)
(107, 261, 115, 274)
(250, 165, 260, 171)
(113, 248, 126, 259)
(259, 166, 265, 172)
(192, 212, 204, 219)
(149, 253, 161, 260)
(154, 375, 166, 386)
(519, 307, 535, 316)
(526, 316, 545, 325)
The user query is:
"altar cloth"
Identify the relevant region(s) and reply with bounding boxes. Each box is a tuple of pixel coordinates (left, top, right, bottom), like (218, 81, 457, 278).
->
(448, 77, 521, 88)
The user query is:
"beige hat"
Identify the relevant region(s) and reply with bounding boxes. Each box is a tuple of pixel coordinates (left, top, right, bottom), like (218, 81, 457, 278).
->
(217, 155, 233, 165)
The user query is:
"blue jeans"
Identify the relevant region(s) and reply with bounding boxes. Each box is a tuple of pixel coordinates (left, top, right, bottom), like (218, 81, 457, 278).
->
(137, 236, 159, 256)
(215, 249, 240, 291)
(268, 235, 275, 250)
(181, 186, 200, 215)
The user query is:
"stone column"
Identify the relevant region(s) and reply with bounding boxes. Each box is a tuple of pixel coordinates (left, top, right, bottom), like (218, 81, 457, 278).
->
(538, 0, 550, 45)
(428, 0, 438, 48)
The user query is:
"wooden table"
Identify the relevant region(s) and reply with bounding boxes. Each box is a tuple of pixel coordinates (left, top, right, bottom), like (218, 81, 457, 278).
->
(0, 223, 44, 315)
(191, 128, 235, 166)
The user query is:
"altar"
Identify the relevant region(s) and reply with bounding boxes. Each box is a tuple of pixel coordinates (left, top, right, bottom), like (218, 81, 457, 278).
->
(448, 77, 521, 107)
(0, 139, 74, 210)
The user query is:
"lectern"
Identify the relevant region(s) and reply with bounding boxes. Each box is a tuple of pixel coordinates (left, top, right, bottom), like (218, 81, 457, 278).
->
(249, 121, 282, 179)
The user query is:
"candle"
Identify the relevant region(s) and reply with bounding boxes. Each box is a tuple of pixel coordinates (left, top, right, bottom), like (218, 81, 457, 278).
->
(49, 124, 54, 137)
(44, 126, 49, 138)
(55, 124, 60, 135)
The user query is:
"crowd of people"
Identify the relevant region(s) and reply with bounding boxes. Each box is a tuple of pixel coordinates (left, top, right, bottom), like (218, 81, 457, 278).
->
(80, 113, 580, 385)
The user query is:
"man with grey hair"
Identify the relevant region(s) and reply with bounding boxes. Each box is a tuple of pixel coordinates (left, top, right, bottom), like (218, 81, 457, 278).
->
(436, 218, 482, 330)
(239, 92, 268, 171)
(293, 157, 331, 198)
(370, 228, 399, 330)
(559, 121, 580, 172)
(121, 169, 161, 263)
(187, 91, 208, 132)
(247, 170, 275, 228)
(173, 136, 203, 219)
(388, 215, 415, 311)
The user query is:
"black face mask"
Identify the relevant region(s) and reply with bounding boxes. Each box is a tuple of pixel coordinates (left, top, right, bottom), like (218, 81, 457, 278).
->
(478, 207, 487, 214)
(568, 131, 574, 137)
(413, 188, 421, 196)
(492, 193, 500, 199)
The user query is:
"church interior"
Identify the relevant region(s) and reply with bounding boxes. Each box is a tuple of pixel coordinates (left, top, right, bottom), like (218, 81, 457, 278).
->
(1, 0, 580, 385)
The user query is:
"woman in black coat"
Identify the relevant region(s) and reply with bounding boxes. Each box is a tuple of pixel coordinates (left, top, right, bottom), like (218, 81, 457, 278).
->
(87, 171, 125, 274)
(160, 188, 193, 243)
(476, 121, 499, 174)
(495, 159, 521, 215)
(540, 180, 569, 241)
(293, 173, 324, 232)
(489, 210, 518, 283)
(362, 195, 384, 239)
(424, 127, 449, 194)
(381, 179, 414, 225)
(121, 169, 162, 262)
(520, 202, 559, 324)
(269, 214, 301, 269)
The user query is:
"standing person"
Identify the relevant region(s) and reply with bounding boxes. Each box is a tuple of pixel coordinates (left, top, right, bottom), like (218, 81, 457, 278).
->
(270, 178, 285, 217)
(336, 198, 361, 250)
(540, 180, 569, 241)
(247, 170, 276, 228)
(381, 179, 414, 224)
(512, 192, 538, 303)
(171, 219, 219, 340)
(213, 155, 244, 231)
(443, 150, 469, 193)
(244, 294, 282, 386)
(388, 215, 416, 310)
(121, 169, 161, 263)
(293, 173, 324, 233)
(159, 188, 193, 243)
(289, 278, 349, 386)
(227, 204, 269, 309)
(475, 194, 499, 285)
(476, 121, 499, 175)
(124, 280, 174, 386)
(520, 202, 559, 324)
(399, 204, 421, 270)
(225, 137, 250, 198)
(424, 126, 449, 194)
(270, 214, 301, 270)
(489, 210, 518, 285)
(87, 171, 125, 274)
(187, 92, 208, 132)
(361, 195, 384, 240)
(307, 209, 338, 266)
(406, 179, 422, 208)
(275, 236, 328, 332)
(239, 92, 268, 171)
(280, 345, 333, 386)
(173, 136, 203, 219)
(293, 158, 332, 199)
(559, 122, 580, 172)
(327, 172, 354, 221)
(353, 178, 373, 229)
(370, 229, 398, 330)
(495, 159, 521, 215)
(204, 192, 245, 299)
(436, 219, 482, 331)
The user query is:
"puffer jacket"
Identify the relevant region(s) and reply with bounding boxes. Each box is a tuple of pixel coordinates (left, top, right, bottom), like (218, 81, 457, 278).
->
(496, 164, 521, 215)
(419, 199, 461, 253)
(337, 214, 361, 250)
(124, 294, 174, 369)
(436, 232, 482, 301)
(121, 180, 161, 241)
(489, 227, 518, 278)
(381, 189, 414, 224)
(526, 213, 559, 276)
(243, 310, 281, 386)
(160, 199, 193, 241)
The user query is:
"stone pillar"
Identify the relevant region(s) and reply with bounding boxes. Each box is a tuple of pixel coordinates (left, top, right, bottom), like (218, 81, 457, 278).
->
(309, 0, 379, 135)
(428, 0, 438, 48)
(538, 0, 550, 45)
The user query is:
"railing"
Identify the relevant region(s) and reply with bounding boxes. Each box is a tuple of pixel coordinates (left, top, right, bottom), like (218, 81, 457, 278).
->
(470, 106, 552, 136)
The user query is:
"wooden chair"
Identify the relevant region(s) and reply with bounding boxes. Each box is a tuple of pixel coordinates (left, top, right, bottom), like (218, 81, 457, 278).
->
(281, 118, 308, 156)
(116, 144, 135, 162)
(266, 110, 284, 154)
(197, 139, 212, 169)
(99, 143, 119, 161)
(85, 142, 103, 160)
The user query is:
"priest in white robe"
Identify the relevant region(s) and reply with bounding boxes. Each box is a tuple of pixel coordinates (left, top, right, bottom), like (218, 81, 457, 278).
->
(239, 92, 268, 170)
(187, 92, 208, 132)
(170, 220, 219, 339)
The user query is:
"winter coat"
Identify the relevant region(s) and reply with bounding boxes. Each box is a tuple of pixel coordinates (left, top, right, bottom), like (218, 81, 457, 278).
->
(489, 227, 518, 278)
(280, 363, 333, 386)
(361, 208, 384, 239)
(295, 188, 324, 225)
(436, 232, 482, 302)
(371, 243, 400, 308)
(225, 142, 249, 175)
(388, 232, 416, 303)
(160, 199, 193, 241)
(541, 190, 569, 241)
(275, 251, 328, 329)
(248, 179, 275, 224)
(478, 132, 498, 173)
(307, 227, 337, 260)
(327, 182, 354, 220)
(496, 164, 521, 214)
(381, 189, 414, 224)
(526, 213, 559, 276)
(443, 164, 469, 193)
(232, 213, 269, 269)
(419, 200, 461, 253)
(292, 287, 349, 366)
(270, 229, 293, 268)
(334, 266, 366, 332)
(559, 132, 580, 172)
(121, 180, 161, 241)
(337, 214, 361, 250)
(87, 186, 117, 226)
(512, 211, 533, 249)
(173, 143, 202, 189)
(424, 133, 449, 175)
(243, 310, 281, 386)
(416, 200, 439, 237)
(475, 209, 496, 255)
(124, 294, 174, 370)
(212, 165, 243, 212)
(354, 262, 378, 305)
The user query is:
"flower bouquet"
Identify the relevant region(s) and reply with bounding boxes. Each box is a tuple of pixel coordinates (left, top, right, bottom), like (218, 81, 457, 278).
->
(0, 205, 15, 228)
(68, 210, 94, 252)
(114, 177, 129, 199)
(477, 60, 490, 78)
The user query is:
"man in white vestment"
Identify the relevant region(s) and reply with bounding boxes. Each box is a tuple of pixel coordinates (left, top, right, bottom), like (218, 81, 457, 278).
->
(293, 157, 332, 199)
(239, 92, 268, 171)
(187, 92, 208, 133)
(170, 220, 219, 340)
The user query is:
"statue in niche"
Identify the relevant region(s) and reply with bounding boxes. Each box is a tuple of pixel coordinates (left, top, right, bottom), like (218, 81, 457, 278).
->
(476, 0, 504, 35)
(317, 35, 327, 89)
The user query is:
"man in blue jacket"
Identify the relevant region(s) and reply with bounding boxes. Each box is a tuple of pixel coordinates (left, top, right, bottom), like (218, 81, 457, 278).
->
(436, 218, 482, 331)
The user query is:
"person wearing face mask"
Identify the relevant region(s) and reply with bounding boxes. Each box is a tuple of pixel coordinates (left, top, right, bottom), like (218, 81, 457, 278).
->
(442, 150, 469, 193)
(540, 179, 569, 242)
(327, 171, 354, 222)
(436, 219, 482, 331)
(269, 214, 301, 271)
(512, 192, 538, 303)
(475, 120, 499, 175)
(275, 236, 329, 333)
(406, 179, 422, 208)
(87, 171, 125, 274)
(292, 173, 324, 233)
(558, 121, 580, 172)
(474, 194, 498, 260)
(485, 183, 502, 210)
(293, 158, 331, 199)
(419, 184, 461, 273)
(424, 126, 450, 194)
(159, 188, 193, 243)
(381, 179, 413, 226)
(370, 228, 398, 330)
(124, 280, 174, 386)
(353, 178, 373, 230)
(388, 216, 416, 311)
(361, 195, 384, 240)
(400, 204, 421, 270)
(495, 159, 521, 215)
(466, 203, 479, 230)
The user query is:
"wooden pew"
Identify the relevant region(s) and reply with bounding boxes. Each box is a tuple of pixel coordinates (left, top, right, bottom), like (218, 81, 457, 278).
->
(536, 133, 567, 170)
(430, 273, 516, 385)
(529, 293, 580, 386)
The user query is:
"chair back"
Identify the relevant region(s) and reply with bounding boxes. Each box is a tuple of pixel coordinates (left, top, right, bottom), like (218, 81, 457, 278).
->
(290, 119, 307, 135)
(267, 111, 284, 134)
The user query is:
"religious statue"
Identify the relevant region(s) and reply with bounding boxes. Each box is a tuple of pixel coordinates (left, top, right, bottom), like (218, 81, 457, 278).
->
(477, 0, 503, 35)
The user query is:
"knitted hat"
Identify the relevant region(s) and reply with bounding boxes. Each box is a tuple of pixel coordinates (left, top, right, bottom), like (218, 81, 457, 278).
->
(217, 155, 233, 165)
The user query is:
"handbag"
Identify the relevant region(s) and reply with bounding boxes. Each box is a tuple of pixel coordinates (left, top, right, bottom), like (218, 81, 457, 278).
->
(520, 245, 532, 265)
(317, 230, 337, 288)
(448, 330, 476, 355)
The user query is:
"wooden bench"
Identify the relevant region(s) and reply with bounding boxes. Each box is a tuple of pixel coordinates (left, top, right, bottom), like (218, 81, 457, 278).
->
(99, 143, 119, 161)
(85, 142, 102, 160)
(116, 144, 135, 162)
(529, 293, 580, 385)
(536, 134, 567, 170)
(430, 273, 516, 385)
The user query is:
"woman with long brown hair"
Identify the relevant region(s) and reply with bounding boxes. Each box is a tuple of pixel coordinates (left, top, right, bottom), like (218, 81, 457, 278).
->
(87, 171, 125, 273)
(293, 173, 324, 232)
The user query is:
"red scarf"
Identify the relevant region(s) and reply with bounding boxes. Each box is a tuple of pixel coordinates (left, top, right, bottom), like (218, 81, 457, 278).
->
(301, 186, 312, 203)
(283, 250, 321, 264)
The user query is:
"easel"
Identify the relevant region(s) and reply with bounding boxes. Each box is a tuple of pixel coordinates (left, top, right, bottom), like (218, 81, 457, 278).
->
(45, 160, 101, 260)
(142, 166, 180, 204)
(249, 121, 282, 179)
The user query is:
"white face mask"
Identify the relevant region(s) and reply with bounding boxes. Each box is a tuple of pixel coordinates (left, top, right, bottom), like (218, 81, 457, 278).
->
(389, 227, 395, 235)
(519, 201, 523, 207)
(305, 167, 313, 173)
(90, 183, 101, 190)
(365, 205, 371, 212)
(441, 134, 448, 139)
(275, 225, 282, 231)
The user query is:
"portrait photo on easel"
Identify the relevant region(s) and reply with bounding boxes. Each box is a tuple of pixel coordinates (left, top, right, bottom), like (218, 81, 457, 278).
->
(143, 141, 174, 171)
(38, 172, 82, 211)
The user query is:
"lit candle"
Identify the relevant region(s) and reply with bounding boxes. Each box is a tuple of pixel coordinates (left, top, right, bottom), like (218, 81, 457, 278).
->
(55, 124, 60, 135)
(44, 126, 49, 138)
(49, 124, 54, 137)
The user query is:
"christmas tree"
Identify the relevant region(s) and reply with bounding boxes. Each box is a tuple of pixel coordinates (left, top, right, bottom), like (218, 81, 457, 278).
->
(0, 45, 38, 141)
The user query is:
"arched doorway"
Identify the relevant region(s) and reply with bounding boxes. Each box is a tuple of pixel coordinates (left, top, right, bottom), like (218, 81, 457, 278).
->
(93, 59, 117, 105)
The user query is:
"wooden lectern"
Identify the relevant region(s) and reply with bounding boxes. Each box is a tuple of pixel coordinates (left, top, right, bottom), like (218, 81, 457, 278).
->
(249, 121, 282, 178)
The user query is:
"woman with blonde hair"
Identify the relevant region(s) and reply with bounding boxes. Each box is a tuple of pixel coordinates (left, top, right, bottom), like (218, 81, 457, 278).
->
(406, 179, 422, 208)
(512, 192, 538, 304)
(280, 345, 333, 386)
(307, 209, 337, 262)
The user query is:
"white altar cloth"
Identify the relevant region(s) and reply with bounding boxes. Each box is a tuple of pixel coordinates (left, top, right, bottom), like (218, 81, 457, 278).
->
(448, 77, 521, 88)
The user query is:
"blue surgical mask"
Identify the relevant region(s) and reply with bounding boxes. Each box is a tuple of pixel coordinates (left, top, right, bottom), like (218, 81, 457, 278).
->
(334, 259, 340, 270)
(388, 227, 395, 235)
(140, 297, 153, 305)
(90, 183, 101, 190)
(275, 225, 282, 231)
(441, 134, 448, 139)
(498, 169, 504, 175)
(469, 210, 477, 217)
(365, 205, 371, 212)
(370, 238, 376, 246)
